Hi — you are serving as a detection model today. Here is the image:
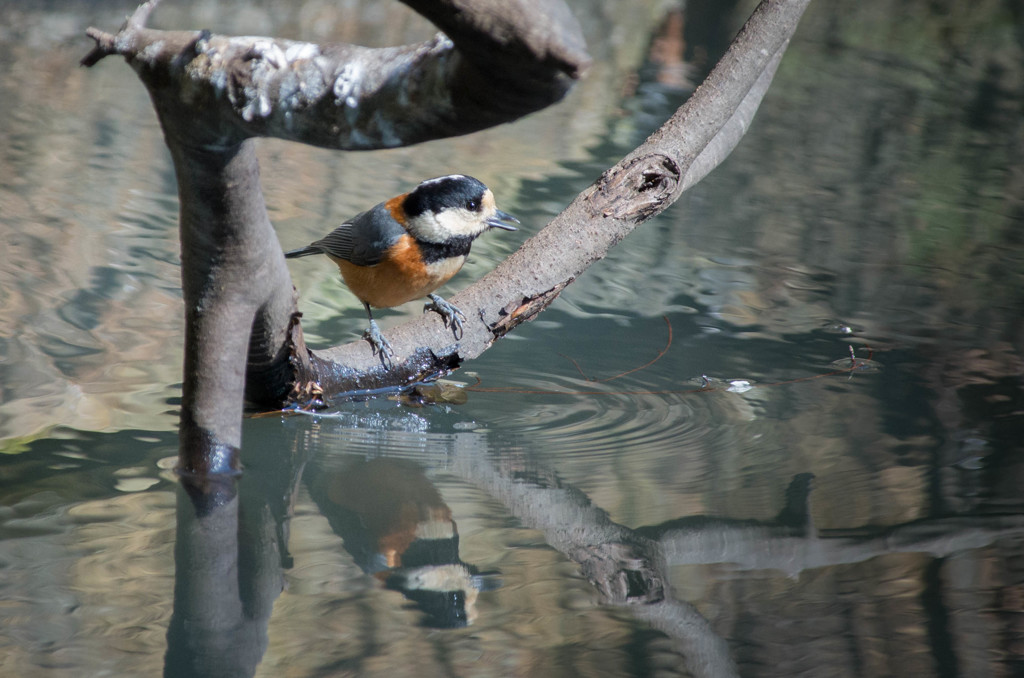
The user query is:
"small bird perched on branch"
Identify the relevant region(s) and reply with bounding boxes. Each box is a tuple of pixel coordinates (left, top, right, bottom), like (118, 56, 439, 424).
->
(285, 174, 519, 365)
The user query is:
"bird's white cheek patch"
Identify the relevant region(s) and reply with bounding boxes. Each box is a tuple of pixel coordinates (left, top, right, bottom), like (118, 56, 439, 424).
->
(434, 210, 489, 239)
(404, 213, 447, 243)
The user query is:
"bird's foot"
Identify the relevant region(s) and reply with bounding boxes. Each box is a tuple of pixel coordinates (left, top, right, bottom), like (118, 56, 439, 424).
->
(363, 319, 394, 368)
(425, 293, 466, 340)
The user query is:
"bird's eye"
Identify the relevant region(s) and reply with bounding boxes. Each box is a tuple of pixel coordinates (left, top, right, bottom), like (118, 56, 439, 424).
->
(466, 199, 479, 211)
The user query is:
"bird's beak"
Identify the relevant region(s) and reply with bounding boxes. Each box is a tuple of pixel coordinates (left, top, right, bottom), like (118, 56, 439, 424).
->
(487, 209, 519, 231)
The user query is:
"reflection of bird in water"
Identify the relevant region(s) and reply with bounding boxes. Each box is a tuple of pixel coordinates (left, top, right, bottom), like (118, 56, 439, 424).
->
(306, 457, 500, 628)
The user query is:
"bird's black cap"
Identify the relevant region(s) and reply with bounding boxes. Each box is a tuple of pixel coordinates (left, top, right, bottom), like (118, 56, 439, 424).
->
(403, 175, 488, 217)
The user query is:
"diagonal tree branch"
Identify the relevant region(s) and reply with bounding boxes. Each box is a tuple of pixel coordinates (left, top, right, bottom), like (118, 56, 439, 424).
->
(307, 0, 810, 392)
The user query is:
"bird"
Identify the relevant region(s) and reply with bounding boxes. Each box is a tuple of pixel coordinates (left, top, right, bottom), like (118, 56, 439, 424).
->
(284, 174, 519, 365)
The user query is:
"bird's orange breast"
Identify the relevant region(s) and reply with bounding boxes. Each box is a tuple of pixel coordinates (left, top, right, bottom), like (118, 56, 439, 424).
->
(332, 234, 466, 308)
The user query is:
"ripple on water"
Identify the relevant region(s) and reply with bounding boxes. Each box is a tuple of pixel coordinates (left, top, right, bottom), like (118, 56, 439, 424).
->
(279, 376, 734, 464)
(470, 373, 759, 462)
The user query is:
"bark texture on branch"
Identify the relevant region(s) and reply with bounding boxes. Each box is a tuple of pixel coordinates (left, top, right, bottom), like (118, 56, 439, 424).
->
(83, 1, 588, 150)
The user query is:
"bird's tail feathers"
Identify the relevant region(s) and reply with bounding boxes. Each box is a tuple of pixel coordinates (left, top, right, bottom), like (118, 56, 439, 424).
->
(284, 245, 322, 259)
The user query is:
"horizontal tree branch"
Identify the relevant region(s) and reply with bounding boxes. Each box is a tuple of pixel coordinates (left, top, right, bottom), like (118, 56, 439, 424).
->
(83, 0, 589, 150)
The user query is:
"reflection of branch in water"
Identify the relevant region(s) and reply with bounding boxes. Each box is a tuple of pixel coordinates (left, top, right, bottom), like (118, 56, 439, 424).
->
(449, 449, 740, 678)
(652, 511, 1024, 577)
(165, 436, 308, 677)
(632, 472, 1024, 576)
(165, 477, 276, 678)
(449, 450, 1024, 677)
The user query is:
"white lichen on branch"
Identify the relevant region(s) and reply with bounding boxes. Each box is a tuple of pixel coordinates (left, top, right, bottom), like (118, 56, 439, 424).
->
(83, 2, 583, 151)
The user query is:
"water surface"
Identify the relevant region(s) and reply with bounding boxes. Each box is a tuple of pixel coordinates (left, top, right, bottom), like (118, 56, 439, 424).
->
(1, 1, 1023, 676)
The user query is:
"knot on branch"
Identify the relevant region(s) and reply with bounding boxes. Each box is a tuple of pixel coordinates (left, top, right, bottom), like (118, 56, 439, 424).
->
(572, 542, 665, 605)
(587, 154, 682, 223)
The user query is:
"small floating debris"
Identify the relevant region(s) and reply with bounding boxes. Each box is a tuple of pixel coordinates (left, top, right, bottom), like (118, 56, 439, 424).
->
(830, 345, 882, 373)
(726, 380, 754, 393)
(821, 320, 862, 335)
(686, 374, 714, 389)
(686, 375, 757, 393)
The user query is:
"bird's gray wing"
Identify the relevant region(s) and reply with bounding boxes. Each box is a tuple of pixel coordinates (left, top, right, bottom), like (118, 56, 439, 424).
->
(310, 203, 406, 266)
